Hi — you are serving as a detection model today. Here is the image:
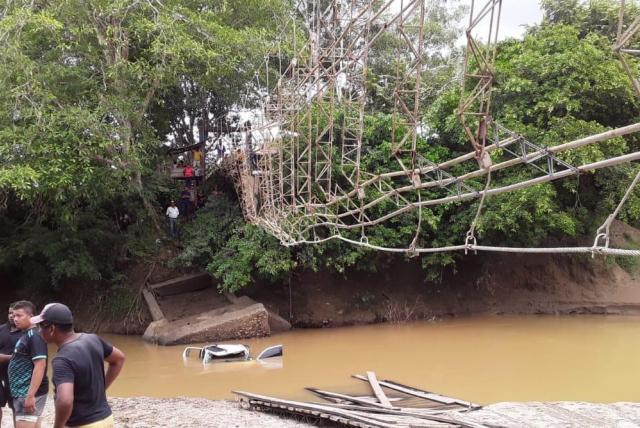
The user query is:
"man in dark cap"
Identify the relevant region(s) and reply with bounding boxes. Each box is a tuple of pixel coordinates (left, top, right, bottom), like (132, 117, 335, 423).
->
(33, 303, 126, 428)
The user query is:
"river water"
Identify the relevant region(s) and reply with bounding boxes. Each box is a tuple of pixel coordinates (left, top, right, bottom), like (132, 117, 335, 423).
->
(99, 316, 640, 404)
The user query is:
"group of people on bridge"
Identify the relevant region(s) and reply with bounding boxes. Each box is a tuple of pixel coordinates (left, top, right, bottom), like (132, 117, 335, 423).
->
(0, 302, 126, 428)
(167, 144, 210, 238)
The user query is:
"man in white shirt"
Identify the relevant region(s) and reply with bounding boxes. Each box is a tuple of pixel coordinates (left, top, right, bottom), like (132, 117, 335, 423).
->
(165, 200, 179, 238)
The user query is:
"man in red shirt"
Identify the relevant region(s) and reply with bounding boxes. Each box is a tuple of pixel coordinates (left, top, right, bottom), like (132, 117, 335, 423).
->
(183, 164, 194, 187)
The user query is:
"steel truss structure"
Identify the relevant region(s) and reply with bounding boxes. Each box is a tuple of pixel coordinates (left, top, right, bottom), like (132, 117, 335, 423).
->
(615, 0, 640, 97)
(222, 0, 640, 257)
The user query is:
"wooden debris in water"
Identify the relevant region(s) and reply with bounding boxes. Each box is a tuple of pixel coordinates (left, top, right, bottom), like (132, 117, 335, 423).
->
(234, 371, 485, 428)
(305, 388, 401, 410)
(352, 375, 480, 409)
(234, 374, 640, 427)
(366, 371, 393, 408)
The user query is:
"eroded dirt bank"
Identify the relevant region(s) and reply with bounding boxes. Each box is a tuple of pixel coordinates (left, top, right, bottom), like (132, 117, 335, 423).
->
(244, 222, 640, 327)
(246, 252, 640, 328)
(4, 222, 640, 333)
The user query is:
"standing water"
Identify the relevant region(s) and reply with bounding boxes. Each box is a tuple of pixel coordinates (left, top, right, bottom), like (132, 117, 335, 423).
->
(100, 316, 640, 403)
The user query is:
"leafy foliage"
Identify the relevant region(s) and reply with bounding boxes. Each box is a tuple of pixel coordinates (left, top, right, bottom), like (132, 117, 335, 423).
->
(172, 196, 295, 292)
(428, 8, 640, 255)
(207, 224, 295, 292)
(4, 0, 640, 294)
(0, 0, 291, 287)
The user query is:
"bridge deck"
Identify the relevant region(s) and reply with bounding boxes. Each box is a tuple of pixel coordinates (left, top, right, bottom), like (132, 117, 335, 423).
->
(234, 373, 640, 428)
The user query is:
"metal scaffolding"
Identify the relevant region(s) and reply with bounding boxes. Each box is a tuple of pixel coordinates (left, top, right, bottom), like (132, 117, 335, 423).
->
(223, 0, 640, 257)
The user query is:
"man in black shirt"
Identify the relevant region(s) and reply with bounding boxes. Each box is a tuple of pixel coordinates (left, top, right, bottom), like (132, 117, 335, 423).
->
(0, 303, 22, 424)
(33, 303, 126, 428)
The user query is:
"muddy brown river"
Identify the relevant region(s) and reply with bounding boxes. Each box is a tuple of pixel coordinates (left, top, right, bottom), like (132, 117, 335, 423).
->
(97, 316, 640, 404)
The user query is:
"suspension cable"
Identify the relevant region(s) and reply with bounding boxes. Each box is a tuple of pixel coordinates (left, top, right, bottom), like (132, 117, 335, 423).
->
(593, 168, 640, 249)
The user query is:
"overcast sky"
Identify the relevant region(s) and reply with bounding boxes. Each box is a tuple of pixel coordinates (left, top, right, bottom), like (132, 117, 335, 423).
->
(461, 0, 544, 40)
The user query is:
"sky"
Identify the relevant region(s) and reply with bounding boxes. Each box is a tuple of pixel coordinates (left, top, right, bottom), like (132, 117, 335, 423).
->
(461, 0, 544, 40)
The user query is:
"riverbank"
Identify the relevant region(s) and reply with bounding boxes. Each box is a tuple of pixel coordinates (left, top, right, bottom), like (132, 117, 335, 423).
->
(239, 221, 640, 328)
(247, 250, 640, 328)
(0, 397, 316, 428)
(5, 397, 638, 427)
(6, 222, 640, 335)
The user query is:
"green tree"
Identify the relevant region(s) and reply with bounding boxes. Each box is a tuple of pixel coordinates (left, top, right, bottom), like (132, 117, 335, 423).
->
(541, 0, 640, 40)
(0, 0, 292, 286)
(429, 10, 640, 250)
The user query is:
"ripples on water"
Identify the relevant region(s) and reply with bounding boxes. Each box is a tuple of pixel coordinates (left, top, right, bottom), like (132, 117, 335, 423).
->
(96, 316, 640, 403)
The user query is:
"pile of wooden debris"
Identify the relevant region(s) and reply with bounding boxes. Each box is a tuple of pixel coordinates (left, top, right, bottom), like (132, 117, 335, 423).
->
(234, 371, 485, 428)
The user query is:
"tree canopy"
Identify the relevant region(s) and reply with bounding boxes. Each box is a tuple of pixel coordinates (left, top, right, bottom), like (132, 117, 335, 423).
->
(0, 0, 291, 288)
(2, 0, 640, 293)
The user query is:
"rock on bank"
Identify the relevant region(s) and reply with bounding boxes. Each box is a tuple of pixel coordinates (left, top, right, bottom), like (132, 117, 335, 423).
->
(0, 397, 315, 428)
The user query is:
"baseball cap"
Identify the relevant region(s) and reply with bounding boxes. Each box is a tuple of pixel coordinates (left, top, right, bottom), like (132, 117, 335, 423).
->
(31, 303, 73, 325)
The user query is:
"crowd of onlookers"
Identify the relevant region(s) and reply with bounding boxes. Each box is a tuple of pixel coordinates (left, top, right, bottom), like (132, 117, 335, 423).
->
(173, 148, 204, 180)
(166, 122, 257, 239)
(0, 302, 125, 428)
(167, 146, 210, 238)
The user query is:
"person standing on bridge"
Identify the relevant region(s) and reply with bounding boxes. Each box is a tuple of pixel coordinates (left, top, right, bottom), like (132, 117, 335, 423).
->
(183, 163, 194, 187)
(33, 303, 126, 428)
(213, 137, 226, 162)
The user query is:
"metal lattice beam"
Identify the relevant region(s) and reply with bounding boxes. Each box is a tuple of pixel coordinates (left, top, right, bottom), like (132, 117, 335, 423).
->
(220, 0, 640, 256)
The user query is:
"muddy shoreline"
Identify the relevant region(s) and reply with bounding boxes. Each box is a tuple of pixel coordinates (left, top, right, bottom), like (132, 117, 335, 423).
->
(6, 221, 640, 336)
(0, 397, 316, 428)
(83, 248, 640, 334)
(3, 397, 638, 428)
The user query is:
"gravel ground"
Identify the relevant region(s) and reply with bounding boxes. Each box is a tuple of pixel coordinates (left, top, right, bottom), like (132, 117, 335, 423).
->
(2, 397, 638, 427)
(0, 397, 318, 428)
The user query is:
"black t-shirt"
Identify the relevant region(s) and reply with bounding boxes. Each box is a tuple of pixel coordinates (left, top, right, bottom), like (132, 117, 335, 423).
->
(8, 328, 49, 397)
(52, 334, 114, 427)
(0, 324, 21, 355)
(0, 323, 21, 380)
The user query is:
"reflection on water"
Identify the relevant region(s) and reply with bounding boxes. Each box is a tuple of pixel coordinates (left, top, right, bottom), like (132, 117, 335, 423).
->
(101, 316, 640, 403)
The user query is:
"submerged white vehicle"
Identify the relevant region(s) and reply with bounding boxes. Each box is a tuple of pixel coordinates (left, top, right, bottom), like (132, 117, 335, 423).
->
(183, 343, 283, 365)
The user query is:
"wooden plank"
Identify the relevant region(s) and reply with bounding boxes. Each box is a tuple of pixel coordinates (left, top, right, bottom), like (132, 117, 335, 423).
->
(322, 403, 450, 415)
(390, 396, 461, 410)
(307, 388, 400, 410)
(353, 375, 480, 408)
(354, 395, 402, 402)
(233, 391, 396, 428)
(366, 371, 393, 408)
(322, 403, 486, 428)
(382, 379, 481, 409)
